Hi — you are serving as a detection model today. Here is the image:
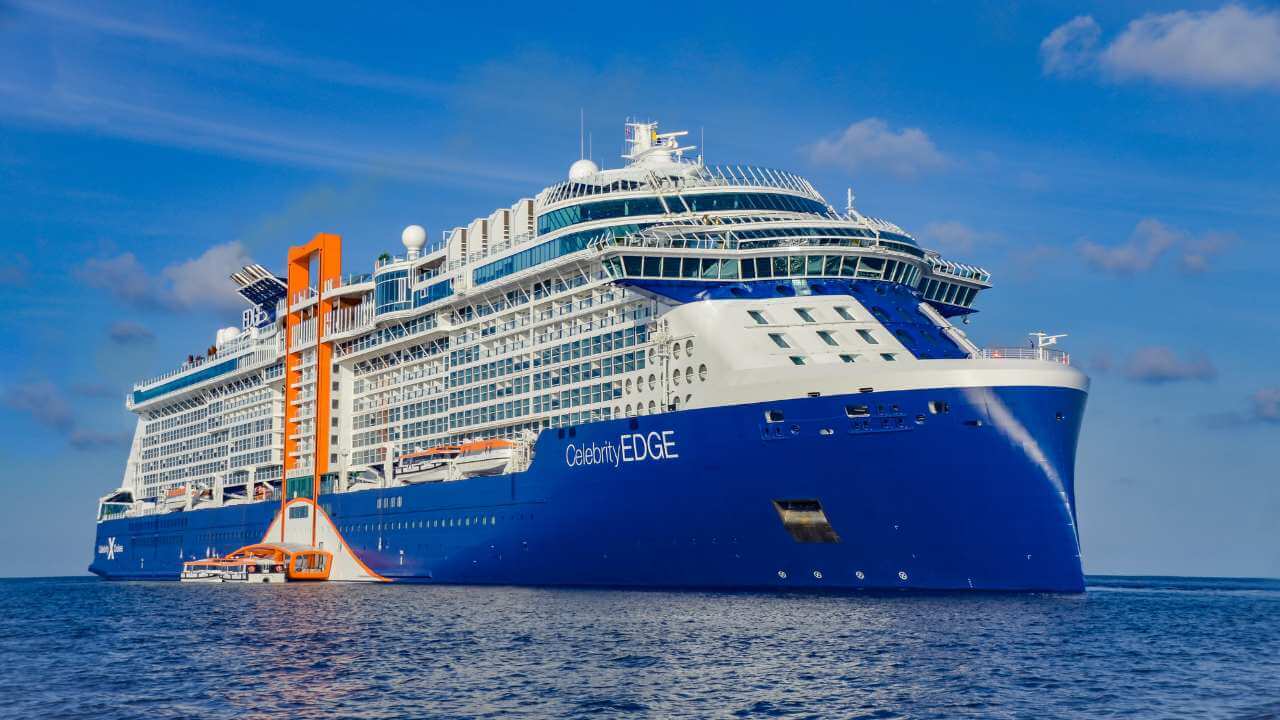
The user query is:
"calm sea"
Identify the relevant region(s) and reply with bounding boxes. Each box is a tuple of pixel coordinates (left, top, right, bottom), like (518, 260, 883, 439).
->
(0, 576, 1276, 719)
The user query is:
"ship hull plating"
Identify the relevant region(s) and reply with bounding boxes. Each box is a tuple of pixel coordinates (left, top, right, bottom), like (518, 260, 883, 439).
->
(90, 385, 1087, 592)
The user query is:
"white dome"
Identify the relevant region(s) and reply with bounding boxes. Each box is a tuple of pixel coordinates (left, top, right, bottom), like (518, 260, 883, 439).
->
(568, 158, 600, 181)
(401, 224, 427, 251)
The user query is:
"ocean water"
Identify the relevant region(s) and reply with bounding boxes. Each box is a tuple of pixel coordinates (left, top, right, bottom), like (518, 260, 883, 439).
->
(0, 576, 1276, 719)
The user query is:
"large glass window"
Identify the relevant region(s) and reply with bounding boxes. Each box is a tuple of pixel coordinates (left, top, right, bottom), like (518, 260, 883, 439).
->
(473, 223, 643, 286)
(375, 269, 410, 314)
(536, 192, 829, 235)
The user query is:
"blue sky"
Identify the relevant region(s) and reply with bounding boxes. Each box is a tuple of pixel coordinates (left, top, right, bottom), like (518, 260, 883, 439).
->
(1, 1, 1277, 578)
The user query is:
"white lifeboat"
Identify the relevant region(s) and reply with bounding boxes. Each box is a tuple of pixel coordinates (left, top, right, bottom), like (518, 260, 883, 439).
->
(454, 439, 518, 478)
(396, 445, 461, 483)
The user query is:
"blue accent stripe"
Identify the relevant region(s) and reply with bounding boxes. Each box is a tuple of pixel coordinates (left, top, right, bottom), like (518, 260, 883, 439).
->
(132, 358, 238, 404)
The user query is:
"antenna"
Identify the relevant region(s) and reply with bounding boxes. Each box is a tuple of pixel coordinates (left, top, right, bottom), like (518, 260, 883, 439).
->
(588, 131, 593, 161)
(579, 108, 585, 160)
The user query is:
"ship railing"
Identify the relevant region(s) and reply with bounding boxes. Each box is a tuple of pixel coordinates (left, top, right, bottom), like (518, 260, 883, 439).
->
(290, 286, 318, 307)
(132, 334, 277, 391)
(926, 254, 992, 284)
(323, 274, 373, 293)
(537, 164, 826, 207)
(979, 347, 1070, 365)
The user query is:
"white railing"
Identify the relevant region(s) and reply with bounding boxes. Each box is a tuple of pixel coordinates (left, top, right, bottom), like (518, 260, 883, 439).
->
(980, 347, 1070, 365)
(537, 164, 825, 208)
(133, 334, 280, 391)
(323, 274, 373, 294)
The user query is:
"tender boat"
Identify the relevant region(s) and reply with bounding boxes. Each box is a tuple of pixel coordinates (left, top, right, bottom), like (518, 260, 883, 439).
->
(179, 543, 332, 583)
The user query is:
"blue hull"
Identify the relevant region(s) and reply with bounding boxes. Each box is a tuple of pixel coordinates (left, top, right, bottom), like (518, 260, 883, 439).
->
(90, 386, 1087, 591)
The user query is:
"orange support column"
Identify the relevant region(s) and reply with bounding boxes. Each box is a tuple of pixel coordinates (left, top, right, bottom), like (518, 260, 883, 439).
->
(281, 233, 341, 546)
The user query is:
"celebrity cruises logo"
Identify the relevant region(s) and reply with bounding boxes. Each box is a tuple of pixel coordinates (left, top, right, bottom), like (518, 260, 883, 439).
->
(564, 430, 679, 468)
(97, 537, 124, 559)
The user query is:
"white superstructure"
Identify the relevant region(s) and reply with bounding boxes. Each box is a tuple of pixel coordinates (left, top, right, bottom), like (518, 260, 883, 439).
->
(102, 120, 1071, 521)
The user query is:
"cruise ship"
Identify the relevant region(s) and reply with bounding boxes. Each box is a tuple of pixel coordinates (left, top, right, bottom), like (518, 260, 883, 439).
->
(89, 121, 1089, 591)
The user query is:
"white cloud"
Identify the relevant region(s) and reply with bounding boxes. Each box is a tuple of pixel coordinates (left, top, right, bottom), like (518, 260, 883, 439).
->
(163, 242, 254, 311)
(1079, 219, 1234, 275)
(1041, 6, 1280, 90)
(921, 221, 996, 254)
(1040, 16, 1102, 76)
(1079, 218, 1180, 274)
(1122, 346, 1216, 384)
(76, 241, 252, 313)
(1103, 5, 1280, 90)
(808, 118, 948, 178)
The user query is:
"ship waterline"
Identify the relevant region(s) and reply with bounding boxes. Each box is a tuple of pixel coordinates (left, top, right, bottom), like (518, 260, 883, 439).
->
(91, 120, 1088, 591)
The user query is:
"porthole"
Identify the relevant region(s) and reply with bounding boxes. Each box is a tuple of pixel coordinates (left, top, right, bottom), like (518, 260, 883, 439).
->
(672, 370, 682, 386)
(684, 339, 694, 356)
(625, 404, 633, 415)
(698, 363, 708, 381)
(625, 378, 633, 394)
(648, 374, 657, 391)
(685, 394, 692, 406)
(672, 342, 682, 359)
(672, 396, 682, 410)
(684, 367, 694, 384)
(648, 400, 657, 413)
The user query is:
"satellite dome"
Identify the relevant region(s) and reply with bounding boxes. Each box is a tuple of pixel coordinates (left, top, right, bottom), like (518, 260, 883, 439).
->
(401, 224, 427, 258)
(568, 158, 600, 181)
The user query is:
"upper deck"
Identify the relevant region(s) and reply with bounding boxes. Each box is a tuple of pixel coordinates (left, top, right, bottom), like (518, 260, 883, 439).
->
(124, 120, 992, 412)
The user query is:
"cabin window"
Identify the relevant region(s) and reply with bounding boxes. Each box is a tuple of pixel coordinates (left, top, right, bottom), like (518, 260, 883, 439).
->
(857, 329, 879, 345)
(748, 310, 768, 325)
(795, 308, 816, 323)
(288, 506, 309, 520)
(765, 410, 785, 423)
(834, 306, 855, 321)
(845, 405, 870, 417)
(880, 353, 898, 362)
(789, 356, 807, 366)
(768, 333, 791, 349)
(817, 330, 838, 346)
(839, 354, 858, 363)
